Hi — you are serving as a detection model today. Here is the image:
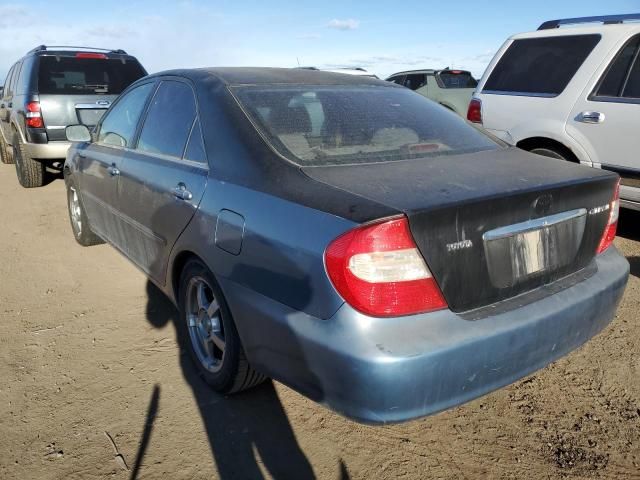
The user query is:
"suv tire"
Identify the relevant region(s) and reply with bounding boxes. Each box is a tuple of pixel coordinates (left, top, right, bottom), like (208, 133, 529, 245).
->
(0, 135, 13, 164)
(178, 258, 266, 394)
(65, 177, 104, 246)
(528, 146, 572, 162)
(13, 134, 44, 187)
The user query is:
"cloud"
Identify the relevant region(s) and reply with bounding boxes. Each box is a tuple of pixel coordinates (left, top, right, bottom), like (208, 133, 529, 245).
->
(327, 19, 359, 31)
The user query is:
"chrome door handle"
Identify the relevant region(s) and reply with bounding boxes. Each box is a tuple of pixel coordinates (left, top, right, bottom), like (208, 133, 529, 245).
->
(172, 183, 193, 201)
(577, 111, 605, 124)
(107, 164, 120, 176)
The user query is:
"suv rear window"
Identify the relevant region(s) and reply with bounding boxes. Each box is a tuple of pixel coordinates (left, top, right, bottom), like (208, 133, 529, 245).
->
(234, 85, 499, 166)
(483, 35, 600, 96)
(37, 56, 146, 95)
(436, 71, 477, 89)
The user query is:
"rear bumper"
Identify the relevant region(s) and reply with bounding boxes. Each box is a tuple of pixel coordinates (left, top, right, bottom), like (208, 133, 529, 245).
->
(26, 141, 71, 160)
(221, 247, 629, 424)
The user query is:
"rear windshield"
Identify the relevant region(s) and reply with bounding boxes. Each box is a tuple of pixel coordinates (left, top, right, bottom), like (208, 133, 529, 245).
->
(483, 35, 600, 96)
(37, 56, 146, 95)
(437, 71, 478, 89)
(234, 85, 499, 166)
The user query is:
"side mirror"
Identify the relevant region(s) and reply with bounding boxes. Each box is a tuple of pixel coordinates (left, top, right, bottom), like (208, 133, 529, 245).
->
(65, 124, 92, 143)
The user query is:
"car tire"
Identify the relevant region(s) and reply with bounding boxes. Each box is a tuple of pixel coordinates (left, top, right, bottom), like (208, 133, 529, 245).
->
(528, 147, 571, 161)
(65, 177, 104, 246)
(0, 135, 13, 164)
(13, 134, 44, 187)
(178, 258, 266, 394)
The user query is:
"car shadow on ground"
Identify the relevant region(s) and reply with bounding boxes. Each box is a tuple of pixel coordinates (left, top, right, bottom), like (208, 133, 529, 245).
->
(617, 208, 640, 242)
(132, 281, 318, 480)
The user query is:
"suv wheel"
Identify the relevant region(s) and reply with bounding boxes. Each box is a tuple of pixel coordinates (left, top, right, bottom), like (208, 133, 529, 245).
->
(65, 177, 103, 246)
(528, 147, 571, 161)
(13, 134, 44, 187)
(178, 258, 266, 394)
(0, 135, 13, 164)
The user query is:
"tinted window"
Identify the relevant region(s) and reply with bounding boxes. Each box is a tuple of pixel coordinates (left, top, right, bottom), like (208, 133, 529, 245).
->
(137, 81, 197, 158)
(234, 86, 499, 166)
(404, 74, 427, 90)
(9, 62, 21, 95)
(98, 82, 154, 147)
(184, 118, 207, 164)
(595, 36, 640, 97)
(16, 58, 32, 95)
(437, 71, 478, 89)
(623, 54, 640, 98)
(388, 75, 405, 85)
(4, 65, 15, 96)
(484, 35, 600, 96)
(37, 56, 146, 95)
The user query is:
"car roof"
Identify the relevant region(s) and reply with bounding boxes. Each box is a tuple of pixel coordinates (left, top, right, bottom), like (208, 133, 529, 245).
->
(147, 67, 393, 87)
(388, 69, 437, 76)
(510, 22, 640, 40)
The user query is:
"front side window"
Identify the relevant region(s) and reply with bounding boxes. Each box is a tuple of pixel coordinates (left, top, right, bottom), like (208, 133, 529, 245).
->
(37, 56, 146, 95)
(484, 35, 601, 96)
(387, 75, 405, 85)
(234, 85, 499, 167)
(137, 81, 197, 158)
(403, 74, 427, 90)
(594, 36, 640, 98)
(98, 82, 154, 147)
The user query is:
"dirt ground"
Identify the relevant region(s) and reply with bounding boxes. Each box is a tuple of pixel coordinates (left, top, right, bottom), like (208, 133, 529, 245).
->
(0, 164, 638, 480)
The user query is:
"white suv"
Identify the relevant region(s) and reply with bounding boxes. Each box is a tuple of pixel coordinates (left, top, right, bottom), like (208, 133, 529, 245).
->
(469, 14, 640, 210)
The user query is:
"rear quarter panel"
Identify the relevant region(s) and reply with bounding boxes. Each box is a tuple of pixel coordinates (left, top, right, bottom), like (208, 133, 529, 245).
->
(167, 179, 356, 321)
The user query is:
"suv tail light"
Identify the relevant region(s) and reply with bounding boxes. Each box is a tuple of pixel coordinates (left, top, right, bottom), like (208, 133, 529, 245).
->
(76, 52, 107, 59)
(325, 217, 447, 317)
(467, 98, 482, 124)
(25, 101, 43, 129)
(596, 179, 620, 254)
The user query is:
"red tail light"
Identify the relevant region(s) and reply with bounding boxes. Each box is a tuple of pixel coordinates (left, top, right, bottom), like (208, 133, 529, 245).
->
(467, 98, 482, 123)
(25, 101, 43, 128)
(325, 217, 448, 317)
(596, 180, 620, 254)
(76, 52, 107, 59)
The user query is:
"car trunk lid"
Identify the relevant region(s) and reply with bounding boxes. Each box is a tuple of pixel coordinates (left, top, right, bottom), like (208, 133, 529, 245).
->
(303, 147, 618, 312)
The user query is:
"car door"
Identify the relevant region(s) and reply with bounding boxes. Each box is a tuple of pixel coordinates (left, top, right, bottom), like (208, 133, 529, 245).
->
(567, 34, 640, 202)
(76, 81, 156, 239)
(115, 79, 208, 284)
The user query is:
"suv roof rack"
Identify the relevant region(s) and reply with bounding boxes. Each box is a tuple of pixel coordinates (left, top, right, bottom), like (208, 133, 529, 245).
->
(538, 13, 640, 30)
(27, 45, 127, 55)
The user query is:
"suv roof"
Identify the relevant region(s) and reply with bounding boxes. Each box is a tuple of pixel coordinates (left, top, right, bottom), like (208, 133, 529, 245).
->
(538, 13, 640, 30)
(24, 45, 134, 60)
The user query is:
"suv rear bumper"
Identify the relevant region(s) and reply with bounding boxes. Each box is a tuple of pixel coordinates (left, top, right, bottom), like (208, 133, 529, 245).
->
(26, 141, 71, 160)
(221, 247, 628, 424)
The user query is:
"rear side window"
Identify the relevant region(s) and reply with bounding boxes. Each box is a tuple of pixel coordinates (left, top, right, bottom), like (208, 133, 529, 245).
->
(483, 35, 601, 96)
(593, 35, 640, 100)
(98, 82, 154, 147)
(234, 85, 499, 166)
(436, 71, 477, 89)
(137, 81, 197, 158)
(37, 56, 146, 95)
(623, 54, 640, 98)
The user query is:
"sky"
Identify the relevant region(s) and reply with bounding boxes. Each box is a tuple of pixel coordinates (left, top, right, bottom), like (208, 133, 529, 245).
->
(0, 0, 638, 81)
